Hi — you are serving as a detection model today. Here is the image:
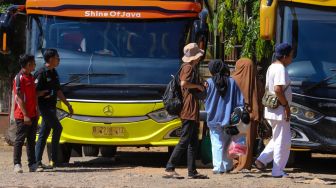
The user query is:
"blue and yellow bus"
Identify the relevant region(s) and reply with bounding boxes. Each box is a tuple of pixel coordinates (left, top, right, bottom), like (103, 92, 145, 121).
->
(1, 0, 209, 162)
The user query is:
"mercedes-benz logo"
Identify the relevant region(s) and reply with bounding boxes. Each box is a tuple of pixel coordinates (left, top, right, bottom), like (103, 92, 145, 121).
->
(103, 105, 114, 116)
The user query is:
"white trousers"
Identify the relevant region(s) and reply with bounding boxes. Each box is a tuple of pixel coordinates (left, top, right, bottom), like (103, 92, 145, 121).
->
(257, 119, 291, 176)
(209, 125, 232, 172)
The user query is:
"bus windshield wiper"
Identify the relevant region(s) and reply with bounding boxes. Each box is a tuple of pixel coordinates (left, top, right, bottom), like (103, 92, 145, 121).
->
(62, 73, 125, 86)
(303, 68, 336, 93)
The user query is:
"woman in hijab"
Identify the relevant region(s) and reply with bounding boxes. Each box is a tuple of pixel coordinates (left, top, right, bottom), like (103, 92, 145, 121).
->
(231, 58, 262, 172)
(204, 59, 244, 174)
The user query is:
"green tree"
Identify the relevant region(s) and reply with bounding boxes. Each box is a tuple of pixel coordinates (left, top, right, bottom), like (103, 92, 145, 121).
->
(210, 0, 274, 63)
(0, 0, 26, 78)
(0, 0, 26, 113)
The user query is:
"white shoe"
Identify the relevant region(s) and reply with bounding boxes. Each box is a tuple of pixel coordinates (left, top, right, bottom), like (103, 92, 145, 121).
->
(14, 164, 23, 173)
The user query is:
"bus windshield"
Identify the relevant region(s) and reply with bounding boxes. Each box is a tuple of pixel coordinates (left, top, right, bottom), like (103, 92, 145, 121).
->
(279, 4, 336, 85)
(28, 16, 192, 85)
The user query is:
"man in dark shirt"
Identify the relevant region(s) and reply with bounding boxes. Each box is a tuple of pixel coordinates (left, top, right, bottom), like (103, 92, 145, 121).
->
(164, 43, 208, 179)
(35, 49, 73, 171)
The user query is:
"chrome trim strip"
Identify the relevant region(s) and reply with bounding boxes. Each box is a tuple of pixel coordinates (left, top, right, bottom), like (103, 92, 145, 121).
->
(325, 116, 336, 122)
(292, 93, 336, 102)
(70, 115, 148, 123)
(67, 99, 162, 103)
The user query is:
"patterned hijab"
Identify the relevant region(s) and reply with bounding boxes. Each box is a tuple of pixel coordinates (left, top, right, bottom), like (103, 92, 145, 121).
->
(231, 58, 260, 121)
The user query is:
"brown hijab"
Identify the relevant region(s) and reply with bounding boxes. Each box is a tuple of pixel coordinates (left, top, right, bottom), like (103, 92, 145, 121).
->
(231, 58, 260, 122)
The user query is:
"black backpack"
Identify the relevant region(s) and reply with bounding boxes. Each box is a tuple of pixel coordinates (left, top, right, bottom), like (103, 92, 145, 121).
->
(163, 67, 183, 116)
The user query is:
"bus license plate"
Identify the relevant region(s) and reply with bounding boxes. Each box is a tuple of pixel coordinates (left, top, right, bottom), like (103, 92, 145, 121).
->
(92, 126, 125, 137)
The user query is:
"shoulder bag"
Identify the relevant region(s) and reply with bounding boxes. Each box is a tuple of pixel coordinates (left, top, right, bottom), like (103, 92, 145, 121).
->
(261, 68, 290, 109)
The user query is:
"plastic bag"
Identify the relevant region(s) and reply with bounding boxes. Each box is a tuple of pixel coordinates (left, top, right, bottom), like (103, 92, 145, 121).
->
(228, 135, 247, 159)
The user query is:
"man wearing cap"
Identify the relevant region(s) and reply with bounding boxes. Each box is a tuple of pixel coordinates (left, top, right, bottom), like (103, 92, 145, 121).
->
(163, 43, 208, 179)
(255, 43, 293, 178)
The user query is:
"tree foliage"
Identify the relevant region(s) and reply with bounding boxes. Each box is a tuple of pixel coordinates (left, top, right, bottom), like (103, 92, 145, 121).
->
(0, 0, 26, 78)
(0, 3, 10, 13)
(210, 0, 274, 63)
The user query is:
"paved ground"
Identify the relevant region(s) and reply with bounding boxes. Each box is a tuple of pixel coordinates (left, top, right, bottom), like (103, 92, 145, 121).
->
(0, 138, 335, 188)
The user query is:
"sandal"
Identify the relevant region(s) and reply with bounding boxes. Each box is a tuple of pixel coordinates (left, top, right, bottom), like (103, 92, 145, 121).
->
(253, 160, 266, 172)
(188, 173, 209, 179)
(162, 171, 184, 179)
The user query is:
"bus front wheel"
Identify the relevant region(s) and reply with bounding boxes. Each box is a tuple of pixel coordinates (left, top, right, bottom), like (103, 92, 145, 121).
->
(83, 145, 99, 157)
(100, 146, 117, 157)
(47, 143, 71, 164)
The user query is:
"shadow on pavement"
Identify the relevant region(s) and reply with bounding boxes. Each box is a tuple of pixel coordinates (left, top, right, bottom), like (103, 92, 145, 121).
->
(65, 151, 169, 169)
(43, 150, 336, 177)
(292, 156, 336, 175)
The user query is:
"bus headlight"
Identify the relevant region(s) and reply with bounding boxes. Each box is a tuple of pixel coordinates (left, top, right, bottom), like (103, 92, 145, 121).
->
(290, 103, 324, 124)
(148, 109, 178, 123)
(56, 109, 69, 120)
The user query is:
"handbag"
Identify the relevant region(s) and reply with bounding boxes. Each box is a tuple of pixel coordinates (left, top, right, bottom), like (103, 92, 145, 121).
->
(225, 105, 250, 136)
(262, 85, 289, 109)
(262, 66, 290, 109)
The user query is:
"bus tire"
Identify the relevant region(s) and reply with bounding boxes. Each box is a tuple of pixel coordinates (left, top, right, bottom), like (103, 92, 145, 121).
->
(100, 146, 117, 157)
(287, 151, 312, 167)
(47, 143, 71, 164)
(83, 145, 99, 157)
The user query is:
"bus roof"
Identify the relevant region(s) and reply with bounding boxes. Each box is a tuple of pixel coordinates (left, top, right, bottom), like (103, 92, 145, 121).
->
(281, 0, 336, 7)
(26, 0, 202, 19)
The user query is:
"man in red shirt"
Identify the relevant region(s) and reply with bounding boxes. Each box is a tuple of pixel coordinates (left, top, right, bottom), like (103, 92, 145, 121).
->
(13, 54, 40, 173)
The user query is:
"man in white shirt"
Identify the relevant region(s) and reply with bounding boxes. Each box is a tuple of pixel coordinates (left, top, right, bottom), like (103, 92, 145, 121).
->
(255, 43, 293, 178)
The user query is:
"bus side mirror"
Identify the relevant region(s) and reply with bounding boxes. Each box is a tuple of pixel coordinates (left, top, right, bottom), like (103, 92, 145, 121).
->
(191, 9, 209, 57)
(0, 11, 13, 54)
(0, 5, 25, 54)
(260, 0, 278, 40)
(0, 32, 9, 54)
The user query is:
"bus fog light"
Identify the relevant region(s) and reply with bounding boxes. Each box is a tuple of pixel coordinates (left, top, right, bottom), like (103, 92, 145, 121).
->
(290, 103, 324, 124)
(304, 111, 315, 120)
(148, 109, 178, 123)
(56, 109, 69, 120)
(290, 106, 299, 114)
(165, 127, 182, 138)
(291, 129, 297, 139)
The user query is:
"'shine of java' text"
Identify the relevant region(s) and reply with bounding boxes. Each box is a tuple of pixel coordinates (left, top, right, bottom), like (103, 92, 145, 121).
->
(84, 11, 141, 18)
